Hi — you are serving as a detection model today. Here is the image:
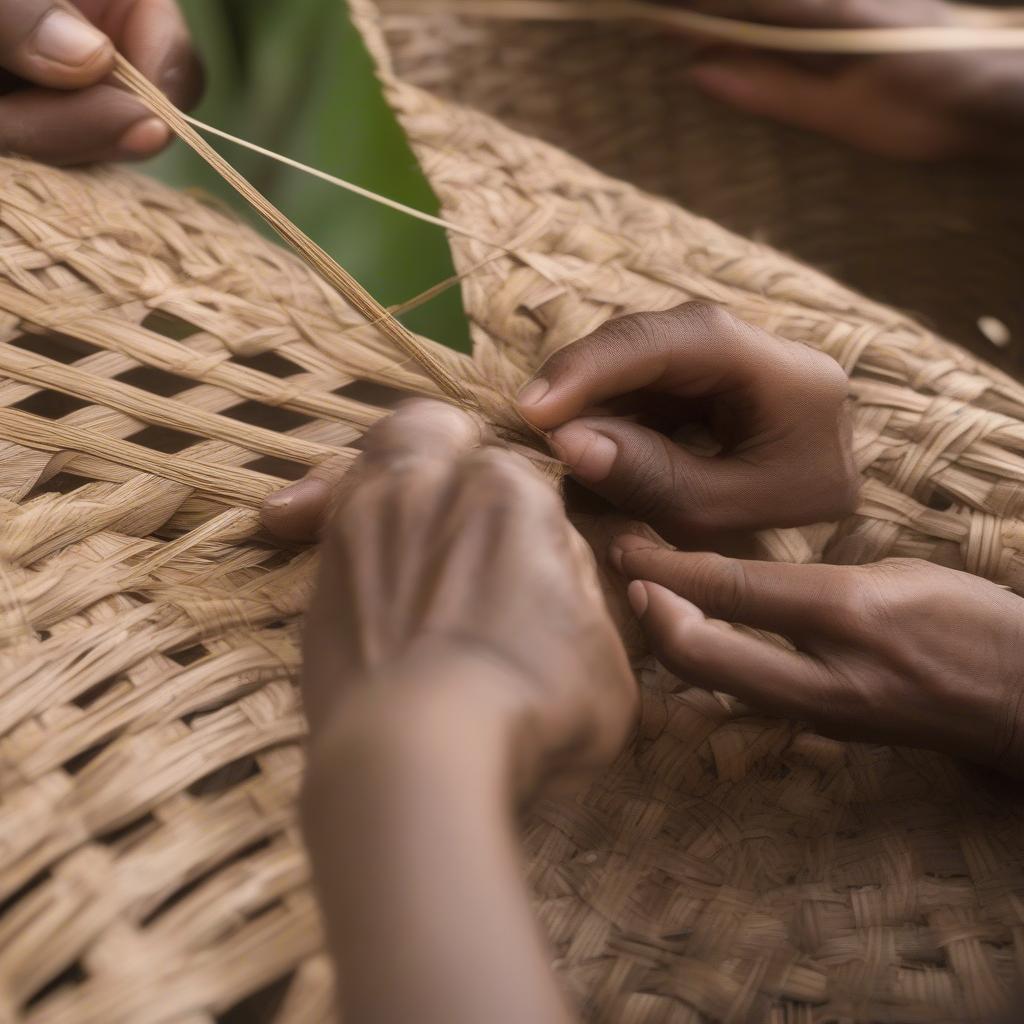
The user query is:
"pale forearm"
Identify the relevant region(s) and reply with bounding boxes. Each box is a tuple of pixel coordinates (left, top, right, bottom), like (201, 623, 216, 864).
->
(301, 681, 578, 1024)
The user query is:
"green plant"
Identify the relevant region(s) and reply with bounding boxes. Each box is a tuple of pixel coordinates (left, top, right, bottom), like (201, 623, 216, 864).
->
(146, 0, 471, 351)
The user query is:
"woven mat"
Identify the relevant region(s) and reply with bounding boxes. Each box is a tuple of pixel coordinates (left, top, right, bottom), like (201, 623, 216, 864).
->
(0, 0, 1023, 1020)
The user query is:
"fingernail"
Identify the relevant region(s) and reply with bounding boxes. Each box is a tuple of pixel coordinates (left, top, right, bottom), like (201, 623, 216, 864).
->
(264, 477, 330, 511)
(118, 117, 171, 158)
(627, 580, 649, 618)
(516, 378, 550, 408)
(550, 424, 617, 483)
(33, 10, 109, 67)
(262, 477, 332, 541)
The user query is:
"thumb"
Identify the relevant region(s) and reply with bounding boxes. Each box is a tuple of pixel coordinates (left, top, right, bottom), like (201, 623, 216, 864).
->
(550, 416, 772, 540)
(0, 2, 114, 89)
(261, 455, 353, 543)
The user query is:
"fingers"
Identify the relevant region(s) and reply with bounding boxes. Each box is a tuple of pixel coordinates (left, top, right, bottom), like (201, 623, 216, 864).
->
(0, 2, 113, 89)
(689, 55, 859, 136)
(261, 454, 352, 544)
(627, 579, 828, 719)
(0, 82, 167, 163)
(551, 415, 787, 537)
(0, 0, 203, 164)
(109, 0, 204, 111)
(261, 402, 486, 543)
(518, 302, 855, 536)
(612, 538, 849, 635)
(676, 0, 940, 29)
(688, 54, 966, 160)
(358, 400, 485, 469)
(517, 302, 779, 432)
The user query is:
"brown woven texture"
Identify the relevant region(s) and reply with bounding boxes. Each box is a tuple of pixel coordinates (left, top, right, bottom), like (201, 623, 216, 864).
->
(1, 0, 1024, 1020)
(381, 1, 1024, 378)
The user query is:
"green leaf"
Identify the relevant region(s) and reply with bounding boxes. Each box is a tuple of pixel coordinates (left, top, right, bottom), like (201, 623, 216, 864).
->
(144, 0, 472, 352)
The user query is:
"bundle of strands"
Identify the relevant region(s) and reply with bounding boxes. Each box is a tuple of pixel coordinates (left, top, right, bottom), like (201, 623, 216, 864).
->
(1, 0, 1024, 1020)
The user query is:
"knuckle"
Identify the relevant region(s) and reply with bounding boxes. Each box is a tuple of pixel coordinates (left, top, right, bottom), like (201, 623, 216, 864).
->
(675, 300, 735, 338)
(831, 560, 926, 633)
(674, 492, 721, 535)
(616, 436, 677, 523)
(596, 310, 662, 356)
(801, 347, 851, 403)
(548, 311, 661, 381)
(775, 342, 851, 407)
(397, 398, 478, 435)
(686, 553, 745, 620)
(664, 460, 726, 535)
(815, 464, 861, 521)
(824, 571, 876, 633)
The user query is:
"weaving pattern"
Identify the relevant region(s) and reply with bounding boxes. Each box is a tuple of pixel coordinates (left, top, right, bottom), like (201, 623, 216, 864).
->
(377, 2, 1024, 377)
(0, 0, 1021, 1019)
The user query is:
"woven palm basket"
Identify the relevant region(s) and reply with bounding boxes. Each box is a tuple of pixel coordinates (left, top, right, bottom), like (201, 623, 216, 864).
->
(2, 1, 1024, 1021)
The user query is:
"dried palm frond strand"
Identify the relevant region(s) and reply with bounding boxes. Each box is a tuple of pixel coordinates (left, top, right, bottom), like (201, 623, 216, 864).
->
(111, 56, 487, 419)
(180, 113, 515, 253)
(391, 0, 1024, 53)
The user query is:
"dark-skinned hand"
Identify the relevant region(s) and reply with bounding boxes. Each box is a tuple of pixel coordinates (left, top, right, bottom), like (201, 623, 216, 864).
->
(515, 301, 859, 545)
(674, 0, 1024, 160)
(613, 539, 1024, 777)
(0, 0, 202, 164)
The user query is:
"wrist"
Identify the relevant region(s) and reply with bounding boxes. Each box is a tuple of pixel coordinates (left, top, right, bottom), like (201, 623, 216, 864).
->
(301, 646, 548, 818)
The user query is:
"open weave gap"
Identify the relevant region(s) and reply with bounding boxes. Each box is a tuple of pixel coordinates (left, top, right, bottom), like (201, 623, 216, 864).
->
(0, 0, 1023, 1020)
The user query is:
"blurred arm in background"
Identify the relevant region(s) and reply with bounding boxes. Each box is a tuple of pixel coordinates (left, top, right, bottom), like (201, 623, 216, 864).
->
(674, 0, 1024, 160)
(0, 0, 202, 164)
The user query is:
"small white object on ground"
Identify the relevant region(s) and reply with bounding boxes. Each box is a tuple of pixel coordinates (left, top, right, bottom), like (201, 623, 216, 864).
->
(979, 315, 1012, 348)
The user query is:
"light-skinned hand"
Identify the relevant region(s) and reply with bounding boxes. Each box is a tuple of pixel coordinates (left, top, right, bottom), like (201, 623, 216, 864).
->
(302, 400, 638, 801)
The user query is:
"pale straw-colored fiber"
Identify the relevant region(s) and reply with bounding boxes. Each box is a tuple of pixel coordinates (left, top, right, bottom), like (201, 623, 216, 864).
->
(387, 0, 1024, 53)
(0, 0, 1023, 1020)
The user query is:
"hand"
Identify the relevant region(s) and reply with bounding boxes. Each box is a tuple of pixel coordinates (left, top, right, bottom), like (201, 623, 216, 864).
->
(613, 536, 1024, 776)
(302, 400, 638, 800)
(675, 0, 1024, 160)
(0, 0, 202, 164)
(515, 301, 858, 545)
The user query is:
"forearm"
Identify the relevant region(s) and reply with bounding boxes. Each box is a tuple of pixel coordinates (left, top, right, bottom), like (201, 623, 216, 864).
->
(301, 680, 577, 1024)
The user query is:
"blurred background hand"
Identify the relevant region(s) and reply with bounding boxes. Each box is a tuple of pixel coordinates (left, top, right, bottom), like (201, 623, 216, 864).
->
(675, 0, 1024, 160)
(0, 0, 202, 164)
